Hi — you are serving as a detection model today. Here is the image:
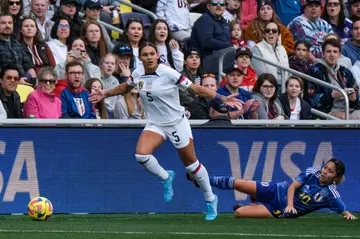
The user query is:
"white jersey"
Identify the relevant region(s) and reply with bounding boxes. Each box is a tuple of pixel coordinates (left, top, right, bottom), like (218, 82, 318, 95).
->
(156, 0, 191, 31)
(127, 64, 192, 126)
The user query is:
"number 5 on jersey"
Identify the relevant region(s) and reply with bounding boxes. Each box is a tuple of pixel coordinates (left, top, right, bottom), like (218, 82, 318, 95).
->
(146, 92, 153, 101)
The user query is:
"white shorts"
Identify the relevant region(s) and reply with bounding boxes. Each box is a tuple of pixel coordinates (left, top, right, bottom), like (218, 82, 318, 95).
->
(144, 116, 193, 149)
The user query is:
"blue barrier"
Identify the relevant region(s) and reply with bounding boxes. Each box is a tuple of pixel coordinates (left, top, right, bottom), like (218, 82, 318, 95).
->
(0, 128, 359, 214)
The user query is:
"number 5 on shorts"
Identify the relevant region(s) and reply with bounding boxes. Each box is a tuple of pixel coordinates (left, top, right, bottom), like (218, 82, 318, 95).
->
(172, 131, 180, 142)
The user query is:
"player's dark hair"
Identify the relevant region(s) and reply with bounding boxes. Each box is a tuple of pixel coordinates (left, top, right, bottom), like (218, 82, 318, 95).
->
(327, 158, 345, 185)
(139, 42, 158, 55)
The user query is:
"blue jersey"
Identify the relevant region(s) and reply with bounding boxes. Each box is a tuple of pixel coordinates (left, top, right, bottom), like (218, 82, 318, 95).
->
(276, 167, 346, 217)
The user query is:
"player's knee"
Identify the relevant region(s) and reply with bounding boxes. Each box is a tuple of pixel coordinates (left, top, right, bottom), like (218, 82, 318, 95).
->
(234, 209, 242, 218)
(135, 154, 151, 164)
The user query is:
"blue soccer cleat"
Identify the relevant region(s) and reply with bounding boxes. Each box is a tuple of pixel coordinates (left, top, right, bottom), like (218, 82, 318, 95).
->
(205, 194, 218, 220)
(162, 170, 175, 203)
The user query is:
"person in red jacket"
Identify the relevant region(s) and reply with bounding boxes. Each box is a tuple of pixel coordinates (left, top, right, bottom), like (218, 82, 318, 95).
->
(220, 46, 257, 92)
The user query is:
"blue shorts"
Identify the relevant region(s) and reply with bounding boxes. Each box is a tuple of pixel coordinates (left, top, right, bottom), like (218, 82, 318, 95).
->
(255, 181, 283, 218)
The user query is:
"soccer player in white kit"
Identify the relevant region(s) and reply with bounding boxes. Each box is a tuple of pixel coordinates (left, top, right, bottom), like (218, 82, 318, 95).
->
(90, 42, 242, 220)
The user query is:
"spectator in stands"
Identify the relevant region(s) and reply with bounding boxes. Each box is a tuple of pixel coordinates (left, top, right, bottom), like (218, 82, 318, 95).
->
(148, 19, 184, 72)
(223, 0, 241, 22)
(156, 0, 192, 42)
(230, 21, 244, 48)
(309, 38, 360, 119)
(239, 0, 257, 31)
(84, 78, 110, 119)
(252, 73, 286, 120)
(0, 101, 6, 119)
(30, 0, 54, 42)
(52, 0, 82, 38)
(325, 33, 352, 68)
(288, 0, 333, 60)
(272, 0, 302, 27)
(342, 19, 360, 65)
(322, 0, 352, 44)
(47, 17, 72, 78)
(80, 20, 108, 66)
(120, 17, 147, 69)
(18, 17, 56, 74)
(180, 48, 201, 107)
(289, 40, 313, 102)
(244, 0, 295, 55)
(349, 0, 360, 22)
(23, 67, 61, 118)
(1, 0, 23, 37)
(278, 76, 312, 120)
(112, 42, 135, 83)
(60, 61, 96, 118)
(0, 65, 23, 118)
(83, 0, 114, 52)
(131, 0, 158, 12)
(187, 73, 217, 119)
(218, 66, 259, 119)
(202, 99, 234, 126)
(251, 22, 289, 88)
(0, 12, 36, 82)
(100, 53, 119, 113)
(189, 0, 235, 75)
(113, 87, 144, 119)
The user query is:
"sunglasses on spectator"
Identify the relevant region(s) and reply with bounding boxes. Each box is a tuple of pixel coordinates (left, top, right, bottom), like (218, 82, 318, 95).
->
(58, 24, 70, 29)
(211, 1, 226, 6)
(40, 78, 56, 85)
(4, 75, 20, 81)
(118, 46, 132, 53)
(201, 73, 216, 78)
(128, 17, 143, 23)
(261, 84, 275, 90)
(9, 1, 21, 6)
(327, 2, 340, 7)
(265, 28, 278, 34)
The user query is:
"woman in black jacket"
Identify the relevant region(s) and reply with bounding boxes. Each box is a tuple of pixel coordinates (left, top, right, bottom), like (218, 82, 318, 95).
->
(278, 76, 312, 120)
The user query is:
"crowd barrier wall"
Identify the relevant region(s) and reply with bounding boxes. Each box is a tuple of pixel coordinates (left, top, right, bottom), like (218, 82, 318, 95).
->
(0, 127, 359, 214)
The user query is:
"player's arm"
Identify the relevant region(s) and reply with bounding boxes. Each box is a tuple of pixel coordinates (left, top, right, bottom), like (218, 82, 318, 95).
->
(284, 180, 303, 214)
(189, 84, 243, 110)
(342, 211, 357, 220)
(105, 82, 134, 98)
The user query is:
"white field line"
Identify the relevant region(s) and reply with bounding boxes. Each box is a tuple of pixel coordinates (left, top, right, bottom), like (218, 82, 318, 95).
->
(0, 229, 359, 238)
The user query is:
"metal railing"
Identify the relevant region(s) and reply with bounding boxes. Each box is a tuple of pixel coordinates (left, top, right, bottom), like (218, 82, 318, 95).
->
(78, 1, 158, 35)
(218, 47, 350, 120)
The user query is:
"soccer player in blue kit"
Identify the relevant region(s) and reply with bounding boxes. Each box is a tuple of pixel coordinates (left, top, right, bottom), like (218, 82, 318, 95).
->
(209, 158, 357, 219)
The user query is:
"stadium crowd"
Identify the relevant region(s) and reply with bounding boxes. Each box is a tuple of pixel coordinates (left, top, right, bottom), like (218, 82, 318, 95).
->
(0, 0, 360, 121)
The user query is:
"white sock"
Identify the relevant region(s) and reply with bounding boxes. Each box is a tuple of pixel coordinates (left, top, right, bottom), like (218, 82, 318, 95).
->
(135, 154, 169, 181)
(186, 160, 215, 202)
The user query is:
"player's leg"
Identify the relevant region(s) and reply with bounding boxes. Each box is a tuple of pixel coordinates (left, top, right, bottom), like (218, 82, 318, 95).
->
(135, 125, 175, 203)
(234, 204, 273, 218)
(210, 177, 257, 198)
(168, 118, 217, 220)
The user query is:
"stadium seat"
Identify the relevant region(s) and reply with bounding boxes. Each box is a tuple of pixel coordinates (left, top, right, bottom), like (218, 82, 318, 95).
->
(189, 12, 202, 27)
(120, 12, 153, 37)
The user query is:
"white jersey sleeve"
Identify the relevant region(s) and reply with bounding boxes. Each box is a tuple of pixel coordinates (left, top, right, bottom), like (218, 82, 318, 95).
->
(168, 68, 192, 91)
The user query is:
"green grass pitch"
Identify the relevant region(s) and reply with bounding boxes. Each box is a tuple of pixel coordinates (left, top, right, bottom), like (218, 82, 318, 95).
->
(0, 213, 359, 239)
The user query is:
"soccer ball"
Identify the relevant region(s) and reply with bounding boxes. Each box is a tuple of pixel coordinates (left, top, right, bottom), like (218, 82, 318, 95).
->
(28, 197, 53, 221)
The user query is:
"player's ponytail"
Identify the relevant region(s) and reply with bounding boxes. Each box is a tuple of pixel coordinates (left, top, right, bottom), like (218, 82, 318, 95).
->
(327, 158, 345, 185)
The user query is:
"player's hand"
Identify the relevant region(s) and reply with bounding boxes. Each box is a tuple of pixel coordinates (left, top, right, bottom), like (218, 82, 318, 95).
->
(284, 205, 297, 214)
(224, 93, 244, 110)
(119, 63, 131, 77)
(89, 88, 105, 103)
(169, 39, 179, 49)
(344, 213, 357, 220)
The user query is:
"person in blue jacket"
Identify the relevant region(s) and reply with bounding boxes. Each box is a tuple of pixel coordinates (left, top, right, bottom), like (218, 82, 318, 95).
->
(189, 0, 235, 75)
(60, 61, 96, 119)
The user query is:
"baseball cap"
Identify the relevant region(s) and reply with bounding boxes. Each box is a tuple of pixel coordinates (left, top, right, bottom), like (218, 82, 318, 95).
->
(184, 48, 200, 59)
(61, 0, 80, 5)
(112, 43, 133, 56)
(224, 64, 245, 75)
(235, 46, 252, 59)
(83, 0, 102, 9)
(257, 0, 274, 12)
(303, 0, 322, 5)
(349, 0, 360, 5)
(210, 99, 229, 114)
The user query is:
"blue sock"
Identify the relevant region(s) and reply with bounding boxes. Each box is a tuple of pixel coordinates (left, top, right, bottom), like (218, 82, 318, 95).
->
(209, 176, 236, 190)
